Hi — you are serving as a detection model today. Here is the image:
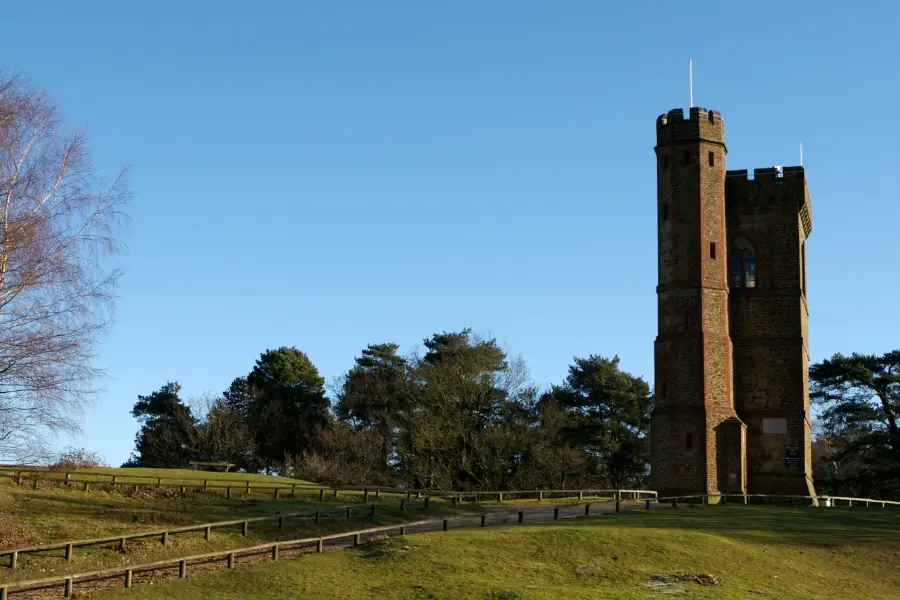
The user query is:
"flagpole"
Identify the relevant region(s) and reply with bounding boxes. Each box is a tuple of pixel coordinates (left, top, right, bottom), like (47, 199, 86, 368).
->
(689, 59, 693, 108)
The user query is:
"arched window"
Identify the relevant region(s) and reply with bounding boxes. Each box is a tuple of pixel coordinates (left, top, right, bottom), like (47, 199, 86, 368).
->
(730, 240, 756, 288)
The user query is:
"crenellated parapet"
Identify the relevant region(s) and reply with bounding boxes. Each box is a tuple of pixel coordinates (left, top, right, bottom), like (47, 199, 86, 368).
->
(656, 107, 726, 149)
(726, 166, 812, 237)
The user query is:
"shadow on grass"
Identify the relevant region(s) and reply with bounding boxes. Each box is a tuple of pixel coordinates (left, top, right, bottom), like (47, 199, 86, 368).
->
(536, 504, 900, 549)
(2, 499, 462, 583)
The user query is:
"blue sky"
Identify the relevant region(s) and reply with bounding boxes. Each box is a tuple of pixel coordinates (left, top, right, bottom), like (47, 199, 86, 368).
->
(2, 1, 897, 466)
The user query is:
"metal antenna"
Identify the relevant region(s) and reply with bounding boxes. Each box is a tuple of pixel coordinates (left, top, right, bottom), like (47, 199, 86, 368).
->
(800, 142, 804, 167)
(689, 59, 693, 108)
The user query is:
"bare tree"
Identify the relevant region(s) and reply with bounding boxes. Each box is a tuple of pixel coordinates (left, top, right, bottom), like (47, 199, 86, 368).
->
(0, 72, 130, 462)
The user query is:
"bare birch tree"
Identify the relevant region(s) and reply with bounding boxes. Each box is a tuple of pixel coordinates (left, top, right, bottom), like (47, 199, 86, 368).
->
(0, 72, 130, 462)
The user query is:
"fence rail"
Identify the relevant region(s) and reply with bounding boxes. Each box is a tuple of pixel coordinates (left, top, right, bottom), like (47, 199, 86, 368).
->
(656, 492, 900, 508)
(0, 468, 321, 492)
(0, 498, 642, 599)
(1, 469, 656, 507)
(0, 499, 419, 570)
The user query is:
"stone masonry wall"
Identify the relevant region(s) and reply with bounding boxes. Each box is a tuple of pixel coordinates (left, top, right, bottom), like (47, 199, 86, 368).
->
(726, 168, 816, 497)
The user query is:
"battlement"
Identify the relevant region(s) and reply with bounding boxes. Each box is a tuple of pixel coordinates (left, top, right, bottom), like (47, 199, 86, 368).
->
(726, 166, 812, 237)
(656, 107, 726, 147)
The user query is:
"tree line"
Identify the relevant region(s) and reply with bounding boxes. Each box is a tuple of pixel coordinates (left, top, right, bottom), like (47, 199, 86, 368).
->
(126, 330, 899, 498)
(125, 329, 653, 491)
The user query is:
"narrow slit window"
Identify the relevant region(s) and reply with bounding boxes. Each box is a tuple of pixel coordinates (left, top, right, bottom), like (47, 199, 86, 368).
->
(708, 151, 715, 167)
(683, 150, 690, 165)
(710, 242, 717, 259)
(686, 433, 693, 451)
(661, 204, 669, 221)
(661, 155, 668, 171)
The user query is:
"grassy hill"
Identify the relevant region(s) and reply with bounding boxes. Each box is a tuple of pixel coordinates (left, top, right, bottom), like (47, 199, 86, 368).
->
(0, 469, 454, 585)
(0, 466, 322, 487)
(84, 505, 900, 600)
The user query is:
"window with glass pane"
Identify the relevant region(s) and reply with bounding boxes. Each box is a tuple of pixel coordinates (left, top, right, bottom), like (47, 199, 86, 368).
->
(730, 242, 757, 289)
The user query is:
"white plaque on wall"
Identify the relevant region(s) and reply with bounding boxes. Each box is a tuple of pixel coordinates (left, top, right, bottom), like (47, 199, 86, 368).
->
(762, 418, 788, 435)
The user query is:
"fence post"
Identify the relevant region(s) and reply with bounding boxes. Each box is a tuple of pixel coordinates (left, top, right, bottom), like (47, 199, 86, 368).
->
(227, 553, 235, 569)
(179, 559, 187, 578)
(246, 481, 251, 494)
(480, 515, 487, 527)
(272, 544, 279, 561)
(424, 497, 430, 509)
(227, 486, 232, 499)
(553, 506, 559, 520)
(452, 495, 458, 507)
(84, 482, 90, 492)
(585, 504, 591, 516)
(291, 484, 296, 499)
(370, 503, 376, 516)
(363, 489, 369, 502)
(518, 510, 524, 523)
(376, 488, 381, 500)
(400, 500, 406, 512)
(443, 519, 449, 531)
(1, 586, 7, 600)
(498, 492, 503, 503)
(162, 532, 168, 547)
(319, 489, 326, 501)
(354, 533, 361, 546)
(242, 521, 248, 536)
(180, 486, 186, 495)
(11, 551, 18, 570)
(400, 526, 406, 536)
(645, 499, 651, 510)
(157, 478, 162, 488)
(615, 491, 620, 513)
(65, 577, 73, 598)
(672, 498, 677, 508)
(346, 506, 352, 519)
(203, 479, 208, 490)
(205, 526, 211, 541)
(278, 516, 284, 529)
(317, 539, 324, 553)
(538, 491, 543, 502)
(34, 478, 39, 490)
(65, 543, 73, 561)
(274, 488, 280, 500)
(120, 537, 127, 551)
(125, 568, 133, 588)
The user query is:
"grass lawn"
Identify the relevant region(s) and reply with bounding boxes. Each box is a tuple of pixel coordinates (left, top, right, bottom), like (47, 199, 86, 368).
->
(87, 505, 900, 600)
(0, 478, 461, 584)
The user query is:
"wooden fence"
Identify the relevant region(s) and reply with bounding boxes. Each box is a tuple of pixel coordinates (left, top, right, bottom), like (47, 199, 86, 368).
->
(657, 492, 900, 508)
(0, 501, 406, 570)
(0, 497, 643, 599)
(0, 468, 656, 506)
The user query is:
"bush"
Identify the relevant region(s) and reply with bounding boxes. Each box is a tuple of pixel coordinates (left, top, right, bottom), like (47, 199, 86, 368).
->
(51, 447, 107, 470)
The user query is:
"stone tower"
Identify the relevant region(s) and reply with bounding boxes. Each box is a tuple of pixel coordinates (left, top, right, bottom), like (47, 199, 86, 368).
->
(651, 107, 816, 499)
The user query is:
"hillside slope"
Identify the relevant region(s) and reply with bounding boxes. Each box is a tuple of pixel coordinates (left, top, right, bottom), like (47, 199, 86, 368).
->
(87, 506, 900, 600)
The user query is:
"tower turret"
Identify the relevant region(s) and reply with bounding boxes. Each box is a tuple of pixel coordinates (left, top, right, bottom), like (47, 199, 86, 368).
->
(651, 107, 746, 498)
